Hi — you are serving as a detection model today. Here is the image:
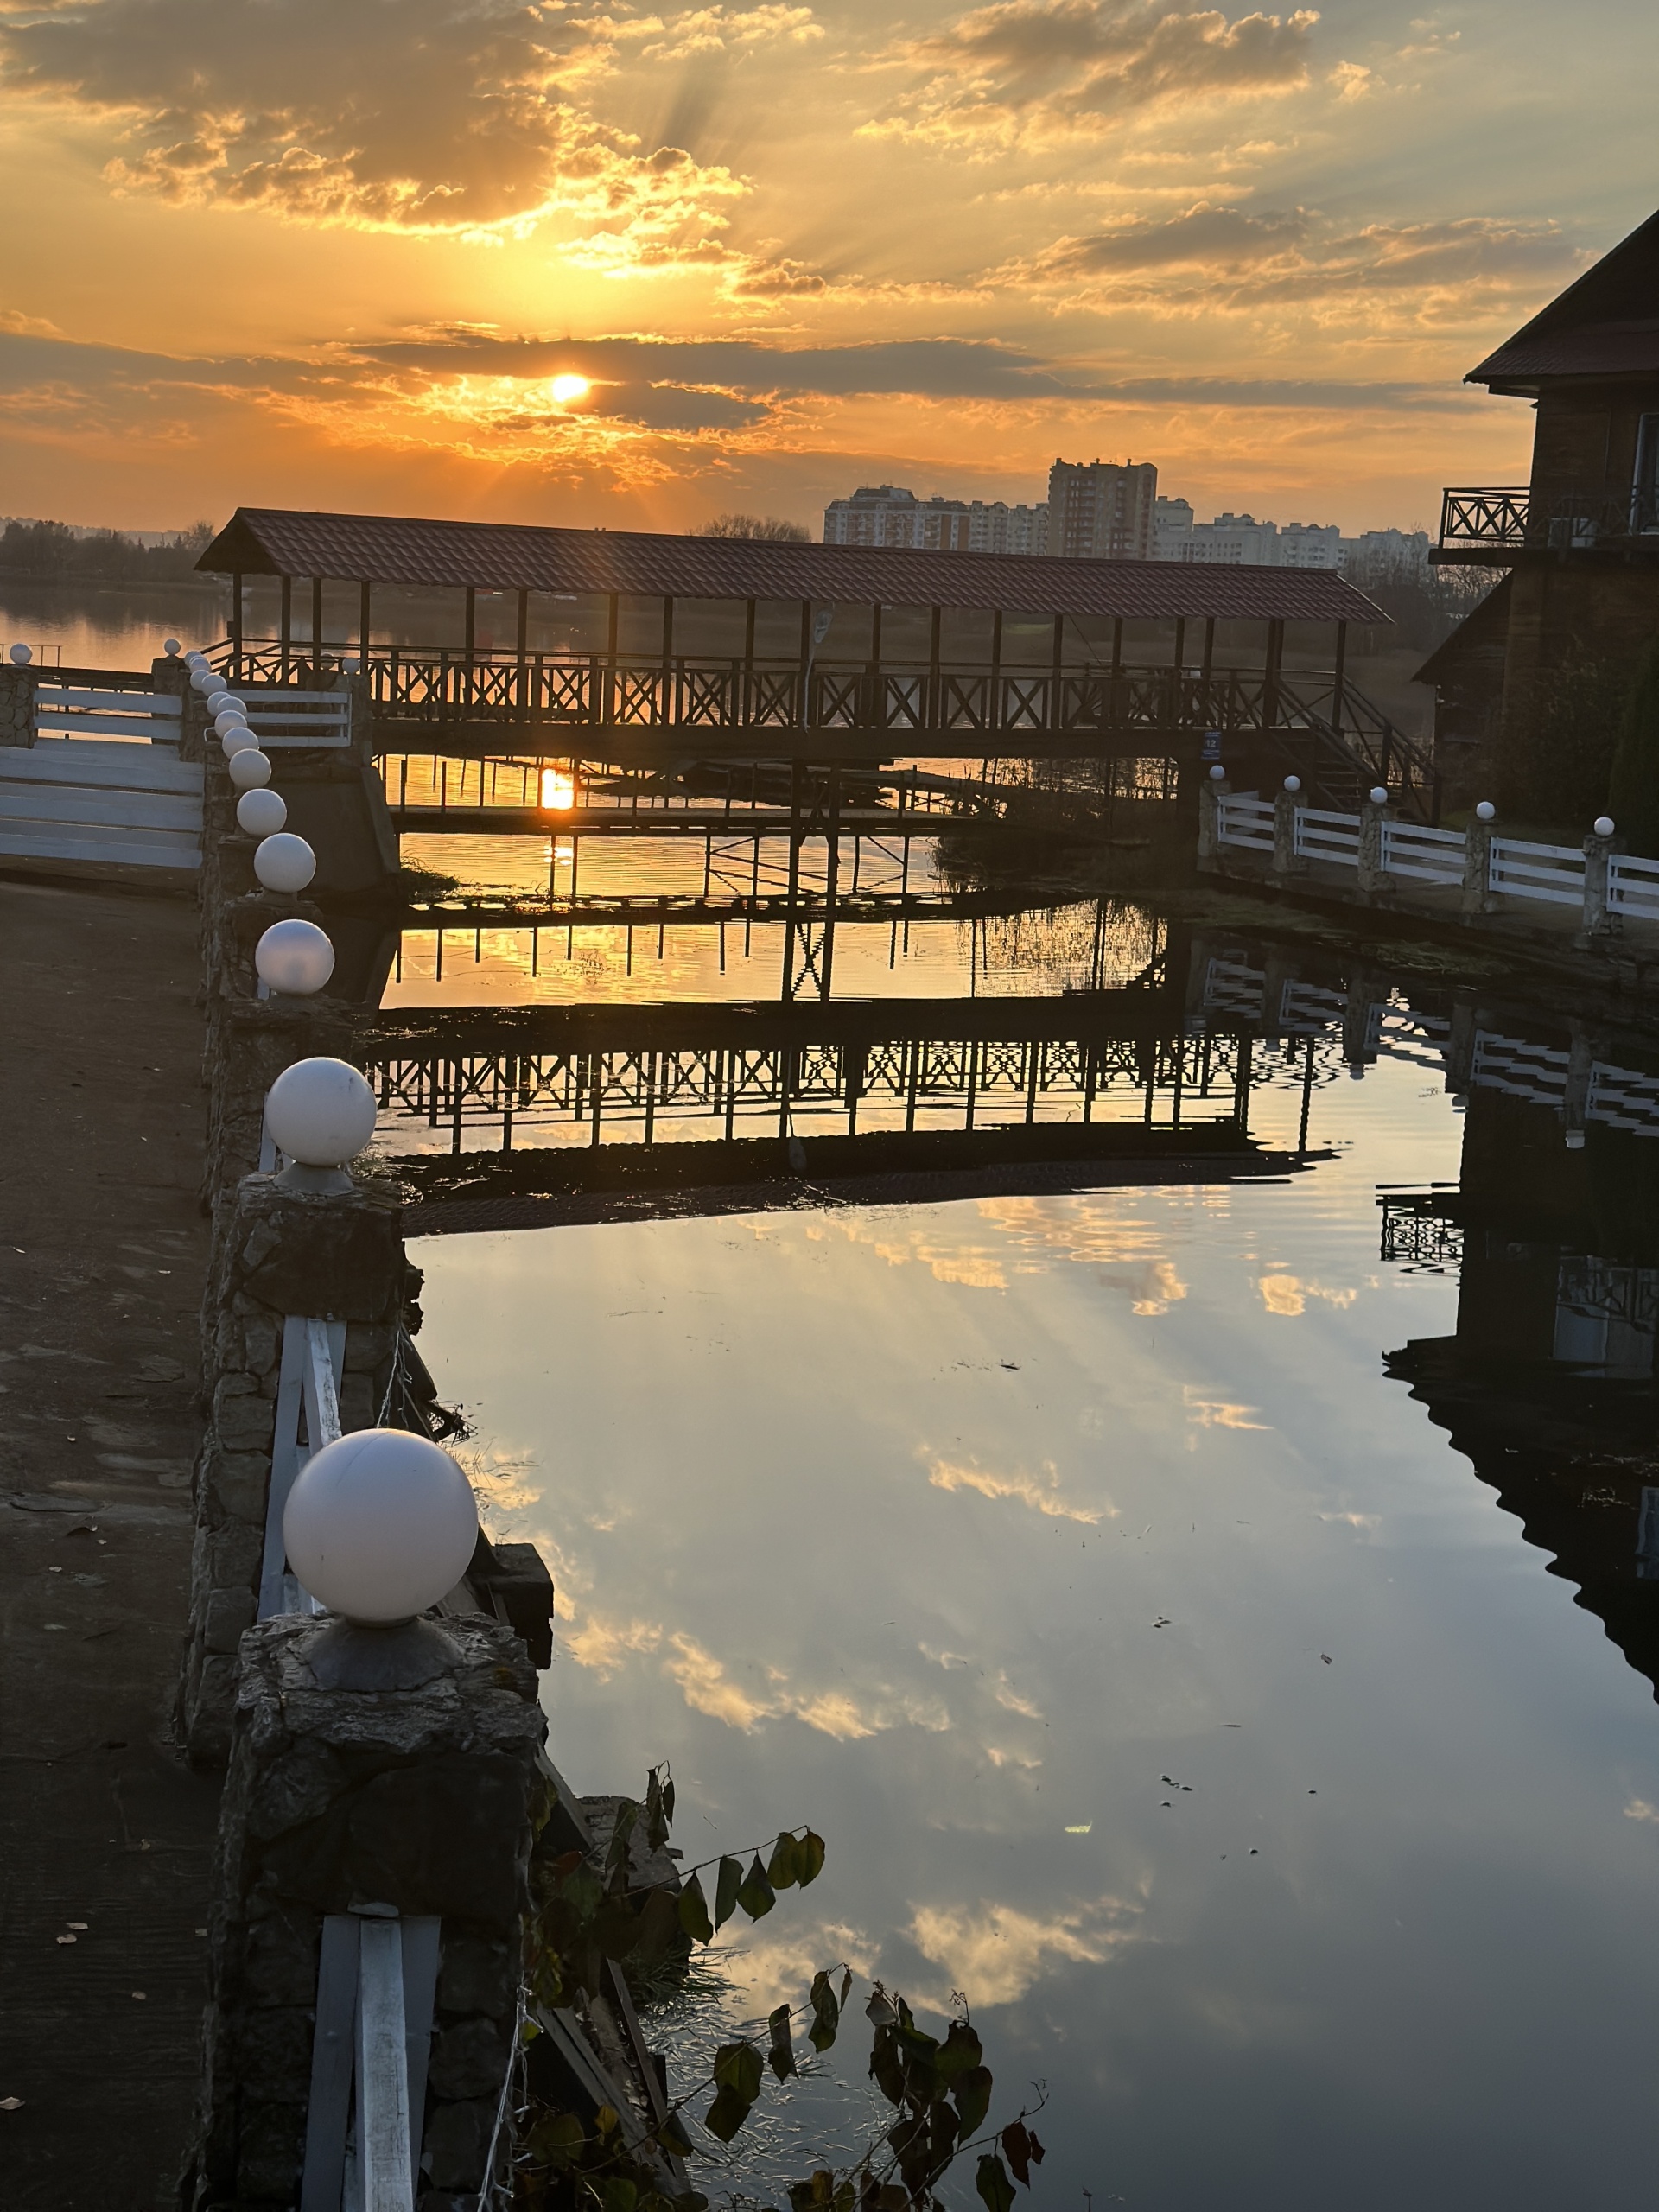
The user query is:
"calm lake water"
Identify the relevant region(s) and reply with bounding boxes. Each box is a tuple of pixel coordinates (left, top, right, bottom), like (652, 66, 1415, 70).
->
(394, 925, 1659, 2209)
(26, 582, 1659, 2202)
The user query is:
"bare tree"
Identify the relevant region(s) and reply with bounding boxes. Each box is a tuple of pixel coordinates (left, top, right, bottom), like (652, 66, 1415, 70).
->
(696, 512, 810, 542)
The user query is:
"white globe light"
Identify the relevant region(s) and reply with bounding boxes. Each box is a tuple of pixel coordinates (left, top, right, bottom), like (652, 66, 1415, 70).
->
(1475, 800, 1496, 822)
(254, 830, 317, 893)
(1283, 774, 1301, 792)
(238, 786, 288, 837)
(214, 709, 249, 737)
(1208, 763, 1225, 781)
(256, 918, 335, 995)
(163, 638, 181, 656)
(283, 1429, 478, 1624)
(228, 747, 272, 790)
(222, 728, 259, 758)
(190, 664, 217, 690)
(265, 1054, 376, 1166)
(1594, 815, 1616, 837)
(1369, 785, 1389, 805)
(9, 642, 32, 666)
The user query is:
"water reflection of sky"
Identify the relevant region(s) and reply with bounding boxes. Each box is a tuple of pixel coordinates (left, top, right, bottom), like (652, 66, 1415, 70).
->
(412, 1057, 1659, 2209)
(388, 843, 1160, 1007)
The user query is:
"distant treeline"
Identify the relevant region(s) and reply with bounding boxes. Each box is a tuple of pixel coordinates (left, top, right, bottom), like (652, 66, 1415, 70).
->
(0, 518, 217, 584)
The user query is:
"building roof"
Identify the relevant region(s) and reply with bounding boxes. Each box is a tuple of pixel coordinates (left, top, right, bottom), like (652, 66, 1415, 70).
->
(196, 506, 1384, 625)
(1468, 209, 1659, 391)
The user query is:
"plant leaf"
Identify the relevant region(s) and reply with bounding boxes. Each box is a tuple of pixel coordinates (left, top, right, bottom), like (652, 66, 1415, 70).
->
(677, 1870, 713, 1946)
(976, 2154, 1016, 2212)
(714, 1855, 743, 1930)
(736, 1854, 776, 1921)
(953, 2066, 994, 2139)
(768, 2001, 798, 2081)
(767, 1830, 800, 1889)
(1002, 2121, 1036, 2188)
(808, 1967, 841, 2053)
(937, 2020, 984, 2082)
(714, 2040, 764, 2104)
(795, 1828, 826, 1885)
(704, 2085, 754, 2143)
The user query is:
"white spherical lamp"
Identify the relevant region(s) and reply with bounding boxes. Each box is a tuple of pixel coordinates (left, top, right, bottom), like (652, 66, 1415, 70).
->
(254, 830, 317, 893)
(190, 664, 217, 691)
(222, 728, 259, 759)
(256, 918, 334, 995)
(1594, 815, 1616, 838)
(1369, 785, 1389, 805)
(283, 1429, 478, 1624)
(1283, 774, 1301, 792)
(9, 642, 32, 665)
(237, 786, 288, 837)
(265, 1053, 376, 1168)
(163, 638, 181, 657)
(1208, 763, 1225, 781)
(215, 710, 250, 739)
(228, 747, 272, 791)
(1475, 800, 1496, 823)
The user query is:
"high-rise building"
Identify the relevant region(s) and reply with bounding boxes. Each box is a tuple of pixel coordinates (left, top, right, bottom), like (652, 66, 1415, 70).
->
(823, 485, 1048, 554)
(1046, 459, 1159, 561)
(1153, 496, 1194, 561)
(1341, 527, 1431, 583)
(1275, 521, 1343, 570)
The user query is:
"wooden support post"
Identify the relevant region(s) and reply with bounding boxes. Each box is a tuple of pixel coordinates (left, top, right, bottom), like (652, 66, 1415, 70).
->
(1264, 619, 1284, 728)
(989, 607, 1003, 734)
(1111, 617, 1123, 677)
(463, 585, 476, 662)
(1051, 613, 1065, 731)
(231, 573, 244, 681)
(798, 599, 813, 724)
(310, 576, 324, 665)
(1173, 615, 1186, 671)
(661, 595, 675, 728)
(743, 596, 756, 722)
(279, 575, 292, 677)
(1201, 616, 1215, 683)
(1332, 620, 1348, 733)
(820, 765, 841, 1000)
(870, 601, 883, 729)
(928, 605, 942, 732)
(359, 580, 372, 664)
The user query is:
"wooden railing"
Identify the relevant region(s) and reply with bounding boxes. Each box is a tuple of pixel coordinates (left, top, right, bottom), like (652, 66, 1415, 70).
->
(1438, 484, 1659, 555)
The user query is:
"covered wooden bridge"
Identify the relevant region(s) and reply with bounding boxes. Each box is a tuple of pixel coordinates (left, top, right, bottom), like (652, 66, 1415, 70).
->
(195, 508, 1422, 805)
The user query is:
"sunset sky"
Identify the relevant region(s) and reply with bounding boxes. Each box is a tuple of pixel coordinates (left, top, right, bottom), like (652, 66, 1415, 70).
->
(0, 0, 1652, 537)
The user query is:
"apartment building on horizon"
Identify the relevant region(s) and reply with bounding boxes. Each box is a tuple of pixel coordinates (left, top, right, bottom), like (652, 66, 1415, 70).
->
(1152, 497, 1343, 569)
(1046, 458, 1159, 561)
(821, 483, 1050, 555)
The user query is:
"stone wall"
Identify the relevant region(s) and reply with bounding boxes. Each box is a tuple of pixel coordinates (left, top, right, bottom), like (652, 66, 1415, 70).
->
(0, 664, 35, 747)
(181, 1176, 414, 1763)
(181, 1612, 544, 2211)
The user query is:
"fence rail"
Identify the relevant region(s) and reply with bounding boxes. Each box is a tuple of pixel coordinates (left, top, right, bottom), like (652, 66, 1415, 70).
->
(1211, 787, 1651, 939)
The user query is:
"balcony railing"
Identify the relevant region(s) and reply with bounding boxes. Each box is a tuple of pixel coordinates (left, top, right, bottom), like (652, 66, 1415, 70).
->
(1438, 485, 1659, 555)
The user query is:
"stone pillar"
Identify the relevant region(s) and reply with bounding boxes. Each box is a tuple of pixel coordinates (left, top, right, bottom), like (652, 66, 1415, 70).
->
(181, 1612, 545, 2212)
(1356, 793, 1392, 902)
(0, 663, 36, 747)
(1196, 772, 1228, 865)
(182, 1175, 411, 1764)
(200, 909, 358, 1220)
(1579, 825, 1618, 944)
(1461, 812, 1497, 916)
(1272, 782, 1304, 879)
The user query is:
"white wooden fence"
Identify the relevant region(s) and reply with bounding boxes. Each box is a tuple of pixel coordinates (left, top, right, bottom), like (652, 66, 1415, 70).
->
(1214, 788, 1659, 938)
(0, 739, 202, 869)
(258, 1315, 346, 1619)
(301, 1910, 439, 2212)
(243, 688, 352, 748)
(34, 682, 182, 741)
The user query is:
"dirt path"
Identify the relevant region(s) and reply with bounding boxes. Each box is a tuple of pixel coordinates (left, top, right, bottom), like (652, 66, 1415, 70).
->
(0, 874, 221, 2210)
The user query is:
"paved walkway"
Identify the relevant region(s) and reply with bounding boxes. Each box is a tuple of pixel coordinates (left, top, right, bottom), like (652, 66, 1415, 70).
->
(0, 874, 220, 2209)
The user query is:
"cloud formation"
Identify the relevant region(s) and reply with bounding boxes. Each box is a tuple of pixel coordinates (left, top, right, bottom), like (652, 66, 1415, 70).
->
(873, 0, 1318, 149)
(0, 0, 772, 251)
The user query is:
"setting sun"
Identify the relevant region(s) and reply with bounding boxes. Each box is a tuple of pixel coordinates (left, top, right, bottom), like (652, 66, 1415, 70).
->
(549, 375, 589, 406)
(540, 766, 575, 809)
